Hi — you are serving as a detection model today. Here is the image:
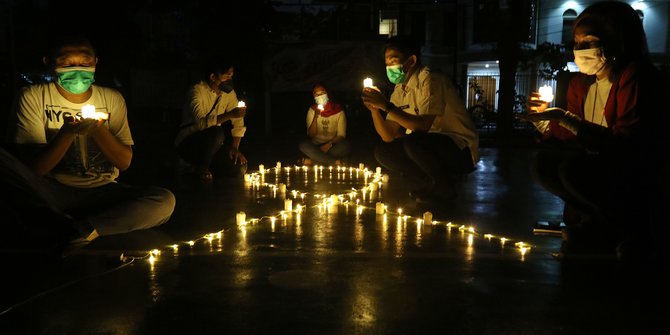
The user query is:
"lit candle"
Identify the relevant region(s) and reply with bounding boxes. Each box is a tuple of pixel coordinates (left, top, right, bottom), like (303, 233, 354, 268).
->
(236, 211, 246, 225)
(375, 167, 382, 176)
(359, 163, 365, 170)
(276, 162, 282, 170)
(375, 202, 386, 214)
(278, 183, 287, 193)
(258, 164, 265, 174)
(329, 194, 339, 206)
(237, 100, 246, 108)
(423, 211, 433, 225)
(381, 174, 389, 183)
(284, 199, 293, 211)
(81, 104, 108, 120)
(539, 85, 554, 102)
(369, 182, 378, 191)
(363, 77, 373, 88)
(317, 104, 324, 111)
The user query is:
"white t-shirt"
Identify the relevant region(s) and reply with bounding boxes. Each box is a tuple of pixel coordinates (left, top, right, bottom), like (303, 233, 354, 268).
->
(387, 66, 479, 164)
(13, 82, 134, 188)
(175, 81, 246, 145)
(306, 108, 347, 144)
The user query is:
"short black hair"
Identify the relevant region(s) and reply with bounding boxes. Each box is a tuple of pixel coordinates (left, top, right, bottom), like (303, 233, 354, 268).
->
(44, 35, 96, 67)
(384, 35, 422, 62)
(201, 54, 235, 80)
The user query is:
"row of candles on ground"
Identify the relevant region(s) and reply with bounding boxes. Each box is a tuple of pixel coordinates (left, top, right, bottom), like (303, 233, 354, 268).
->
(229, 198, 530, 254)
(252, 162, 389, 181)
(246, 163, 389, 199)
(145, 162, 532, 265)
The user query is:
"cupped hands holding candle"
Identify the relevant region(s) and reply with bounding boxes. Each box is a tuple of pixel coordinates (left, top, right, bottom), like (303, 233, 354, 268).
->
(63, 104, 105, 135)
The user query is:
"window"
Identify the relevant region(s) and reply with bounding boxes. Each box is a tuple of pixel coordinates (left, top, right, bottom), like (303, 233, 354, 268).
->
(379, 18, 398, 37)
(562, 9, 577, 46)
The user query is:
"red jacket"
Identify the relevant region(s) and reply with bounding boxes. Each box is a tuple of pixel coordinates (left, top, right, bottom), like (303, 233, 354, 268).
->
(545, 61, 667, 161)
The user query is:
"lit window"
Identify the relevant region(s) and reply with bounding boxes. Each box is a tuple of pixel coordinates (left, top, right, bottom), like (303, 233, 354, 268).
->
(379, 19, 397, 37)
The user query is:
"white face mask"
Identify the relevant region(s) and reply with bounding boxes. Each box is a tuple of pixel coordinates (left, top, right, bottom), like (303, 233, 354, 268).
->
(314, 93, 329, 106)
(573, 48, 607, 75)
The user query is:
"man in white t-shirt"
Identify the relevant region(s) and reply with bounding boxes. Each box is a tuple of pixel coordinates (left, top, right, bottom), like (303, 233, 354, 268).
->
(2, 36, 175, 252)
(174, 58, 248, 183)
(362, 36, 479, 204)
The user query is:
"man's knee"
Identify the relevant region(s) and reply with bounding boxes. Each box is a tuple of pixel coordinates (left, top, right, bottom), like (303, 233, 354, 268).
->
(145, 187, 176, 227)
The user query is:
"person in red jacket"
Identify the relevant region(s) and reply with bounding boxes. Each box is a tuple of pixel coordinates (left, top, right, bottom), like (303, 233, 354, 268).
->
(521, 1, 669, 259)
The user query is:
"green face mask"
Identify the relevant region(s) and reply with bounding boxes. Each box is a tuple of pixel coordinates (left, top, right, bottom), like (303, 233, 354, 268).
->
(386, 64, 406, 84)
(56, 67, 95, 94)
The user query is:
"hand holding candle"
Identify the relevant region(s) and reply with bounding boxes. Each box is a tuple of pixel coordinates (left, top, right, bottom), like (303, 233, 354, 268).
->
(231, 101, 247, 118)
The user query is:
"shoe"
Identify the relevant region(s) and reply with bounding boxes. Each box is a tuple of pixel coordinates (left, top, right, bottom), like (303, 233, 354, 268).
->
(60, 228, 99, 257)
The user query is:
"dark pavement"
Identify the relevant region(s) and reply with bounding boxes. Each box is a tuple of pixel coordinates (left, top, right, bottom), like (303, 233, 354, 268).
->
(1, 120, 668, 334)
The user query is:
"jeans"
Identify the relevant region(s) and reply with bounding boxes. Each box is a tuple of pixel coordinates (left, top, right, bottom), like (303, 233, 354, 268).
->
(1, 146, 176, 236)
(299, 138, 351, 165)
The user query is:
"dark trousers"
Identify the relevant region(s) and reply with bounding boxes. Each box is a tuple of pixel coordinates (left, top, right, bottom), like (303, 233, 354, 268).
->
(176, 126, 247, 177)
(374, 132, 474, 190)
(530, 148, 652, 235)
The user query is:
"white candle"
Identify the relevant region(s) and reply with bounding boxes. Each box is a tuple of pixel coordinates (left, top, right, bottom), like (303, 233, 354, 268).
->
(236, 211, 246, 225)
(539, 85, 554, 102)
(369, 182, 378, 191)
(278, 183, 287, 193)
(381, 174, 389, 183)
(423, 211, 433, 225)
(237, 100, 246, 108)
(81, 104, 96, 119)
(359, 163, 365, 170)
(258, 164, 265, 174)
(317, 104, 324, 111)
(81, 104, 108, 120)
(276, 162, 282, 170)
(375, 202, 386, 214)
(363, 77, 373, 88)
(329, 194, 339, 205)
(284, 199, 293, 211)
(375, 167, 382, 176)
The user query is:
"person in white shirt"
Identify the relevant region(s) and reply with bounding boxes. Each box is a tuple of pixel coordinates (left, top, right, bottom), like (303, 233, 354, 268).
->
(298, 83, 350, 165)
(3, 36, 176, 253)
(175, 58, 248, 183)
(361, 35, 479, 204)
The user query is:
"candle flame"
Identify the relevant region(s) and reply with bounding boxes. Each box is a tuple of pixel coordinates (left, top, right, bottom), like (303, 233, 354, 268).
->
(363, 77, 373, 88)
(539, 85, 554, 102)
